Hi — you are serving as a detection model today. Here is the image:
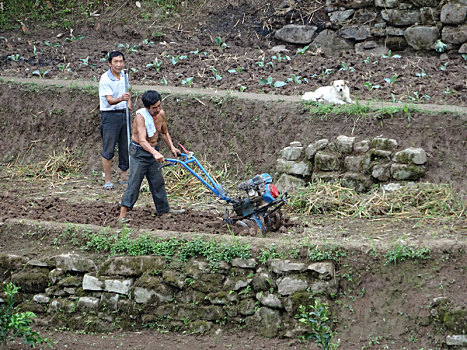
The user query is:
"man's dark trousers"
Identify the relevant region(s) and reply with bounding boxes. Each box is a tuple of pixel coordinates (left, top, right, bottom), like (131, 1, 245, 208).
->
(121, 142, 170, 214)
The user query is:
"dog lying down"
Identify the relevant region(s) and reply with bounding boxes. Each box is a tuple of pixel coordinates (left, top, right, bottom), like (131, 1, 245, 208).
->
(302, 80, 354, 105)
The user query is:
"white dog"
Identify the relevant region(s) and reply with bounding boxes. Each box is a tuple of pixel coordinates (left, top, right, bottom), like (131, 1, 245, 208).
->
(302, 80, 354, 105)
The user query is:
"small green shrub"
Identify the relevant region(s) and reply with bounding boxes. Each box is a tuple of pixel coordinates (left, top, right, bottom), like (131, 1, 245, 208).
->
(0, 283, 52, 349)
(296, 299, 338, 350)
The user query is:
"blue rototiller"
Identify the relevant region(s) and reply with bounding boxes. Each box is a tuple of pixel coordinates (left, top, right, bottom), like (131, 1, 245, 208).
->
(164, 146, 288, 233)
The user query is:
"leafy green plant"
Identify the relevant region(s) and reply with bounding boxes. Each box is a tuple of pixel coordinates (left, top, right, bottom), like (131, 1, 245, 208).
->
(65, 34, 85, 42)
(142, 39, 155, 46)
(408, 91, 430, 101)
(381, 50, 401, 59)
(211, 67, 223, 80)
(44, 40, 60, 48)
(0, 282, 52, 349)
(286, 74, 307, 84)
(190, 48, 208, 56)
(258, 244, 283, 264)
(181, 77, 194, 86)
(118, 43, 138, 53)
(32, 69, 48, 78)
(339, 62, 355, 72)
(146, 58, 163, 71)
(259, 76, 287, 88)
(384, 75, 398, 84)
(7, 53, 23, 61)
(83, 234, 251, 267)
(161, 77, 168, 85)
(434, 39, 447, 53)
(214, 36, 229, 49)
(171, 54, 188, 65)
(415, 69, 426, 78)
(79, 56, 90, 66)
(308, 246, 346, 263)
(167, 55, 179, 65)
(228, 67, 244, 74)
(462, 54, 467, 61)
(256, 57, 273, 68)
(239, 86, 247, 92)
(444, 86, 457, 95)
(363, 82, 380, 90)
(384, 243, 431, 265)
(57, 62, 71, 72)
(296, 300, 338, 350)
(296, 45, 309, 54)
(32, 45, 41, 57)
(440, 62, 449, 71)
(271, 53, 290, 62)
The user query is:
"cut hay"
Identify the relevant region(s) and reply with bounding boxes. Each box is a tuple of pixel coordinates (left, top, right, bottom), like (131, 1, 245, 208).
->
(9, 148, 82, 180)
(162, 158, 234, 202)
(289, 181, 466, 219)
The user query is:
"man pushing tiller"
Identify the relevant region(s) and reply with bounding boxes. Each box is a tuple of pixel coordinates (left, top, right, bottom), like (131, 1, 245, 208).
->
(119, 90, 185, 223)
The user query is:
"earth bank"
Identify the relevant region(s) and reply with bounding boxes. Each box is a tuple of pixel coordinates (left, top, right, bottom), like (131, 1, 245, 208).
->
(0, 81, 465, 350)
(1, 80, 466, 193)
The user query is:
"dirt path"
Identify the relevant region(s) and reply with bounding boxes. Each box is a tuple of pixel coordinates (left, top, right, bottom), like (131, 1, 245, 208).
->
(2, 76, 466, 116)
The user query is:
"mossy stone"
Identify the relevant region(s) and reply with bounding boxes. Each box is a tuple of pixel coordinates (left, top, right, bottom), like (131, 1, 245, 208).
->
(10, 271, 49, 293)
(58, 275, 83, 287)
(442, 307, 467, 333)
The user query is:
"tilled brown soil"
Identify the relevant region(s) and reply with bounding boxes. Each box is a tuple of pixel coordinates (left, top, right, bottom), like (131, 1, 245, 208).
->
(0, 192, 298, 237)
(0, 1, 466, 106)
(1, 172, 466, 350)
(1, 171, 464, 246)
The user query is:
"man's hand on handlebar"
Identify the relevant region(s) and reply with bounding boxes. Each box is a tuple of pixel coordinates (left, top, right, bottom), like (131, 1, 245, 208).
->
(170, 147, 181, 157)
(153, 151, 165, 162)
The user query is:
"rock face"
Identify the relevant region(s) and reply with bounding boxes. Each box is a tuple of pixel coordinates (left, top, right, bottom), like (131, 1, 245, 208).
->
(275, 135, 428, 193)
(441, 2, 467, 24)
(404, 26, 440, 50)
(311, 30, 353, 53)
(274, 25, 318, 44)
(272, 1, 467, 54)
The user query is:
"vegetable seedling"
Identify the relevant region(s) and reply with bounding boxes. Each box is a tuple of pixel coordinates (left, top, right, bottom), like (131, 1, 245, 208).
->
(296, 45, 309, 55)
(182, 77, 194, 86)
(146, 58, 162, 71)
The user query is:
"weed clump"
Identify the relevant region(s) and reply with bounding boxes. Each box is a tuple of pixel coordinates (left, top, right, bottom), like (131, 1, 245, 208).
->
(0, 282, 52, 349)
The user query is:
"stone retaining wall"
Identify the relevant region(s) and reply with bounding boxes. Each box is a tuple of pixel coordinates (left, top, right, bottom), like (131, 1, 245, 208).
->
(0, 252, 337, 337)
(275, 135, 427, 192)
(274, 0, 467, 55)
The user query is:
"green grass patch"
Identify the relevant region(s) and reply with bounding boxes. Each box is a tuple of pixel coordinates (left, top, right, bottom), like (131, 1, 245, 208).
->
(82, 229, 252, 269)
(302, 100, 460, 120)
(0, 0, 92, 29)
(384, 243, 431, 265)
(0, 0, 185, 30)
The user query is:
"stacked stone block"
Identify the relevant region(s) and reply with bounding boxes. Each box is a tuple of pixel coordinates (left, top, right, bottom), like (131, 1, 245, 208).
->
(0, 253, 337, 338)
(273, 0, 467, 55)
(275, 136, 427, 193)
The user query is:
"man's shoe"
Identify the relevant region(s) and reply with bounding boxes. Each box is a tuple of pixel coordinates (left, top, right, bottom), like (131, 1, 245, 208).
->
(119, 217, 131, 225)
(169, 208, 186, 214)
(153, 208, 185, 216)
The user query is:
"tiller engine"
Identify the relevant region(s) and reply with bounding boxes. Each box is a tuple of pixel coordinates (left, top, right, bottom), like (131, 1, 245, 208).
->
(165, 148, 287, 233)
